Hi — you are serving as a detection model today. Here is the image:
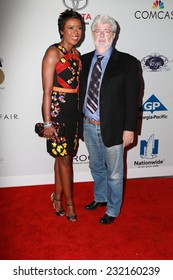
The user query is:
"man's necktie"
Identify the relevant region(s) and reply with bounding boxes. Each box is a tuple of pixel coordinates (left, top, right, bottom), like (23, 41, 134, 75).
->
(86, 55, 103, 114)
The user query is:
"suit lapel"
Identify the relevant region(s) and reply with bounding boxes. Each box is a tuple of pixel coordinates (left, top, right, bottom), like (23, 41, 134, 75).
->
(81, 51, 94, 92)
(101, 49, 119, 91)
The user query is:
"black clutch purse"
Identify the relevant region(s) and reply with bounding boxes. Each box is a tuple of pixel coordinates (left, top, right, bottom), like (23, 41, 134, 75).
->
(35, 122, 65, 138)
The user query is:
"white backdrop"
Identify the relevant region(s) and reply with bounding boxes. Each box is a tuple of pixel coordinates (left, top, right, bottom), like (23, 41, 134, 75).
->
(0, 0, 173, 187)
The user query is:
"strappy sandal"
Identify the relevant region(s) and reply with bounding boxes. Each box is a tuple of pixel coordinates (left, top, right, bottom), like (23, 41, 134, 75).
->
(50, 193, 65, 217)
(66, 203, 77, 222)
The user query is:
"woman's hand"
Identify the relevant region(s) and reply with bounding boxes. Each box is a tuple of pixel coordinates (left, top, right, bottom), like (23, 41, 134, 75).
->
(43, 125, 58, 139)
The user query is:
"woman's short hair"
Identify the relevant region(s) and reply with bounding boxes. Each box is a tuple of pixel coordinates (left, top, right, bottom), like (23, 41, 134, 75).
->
(58, 9, 84, 38)
(91, 14, 117, 33)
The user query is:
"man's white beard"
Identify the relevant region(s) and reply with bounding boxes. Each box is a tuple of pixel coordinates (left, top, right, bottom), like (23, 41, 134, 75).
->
(95, 41, 113, 49)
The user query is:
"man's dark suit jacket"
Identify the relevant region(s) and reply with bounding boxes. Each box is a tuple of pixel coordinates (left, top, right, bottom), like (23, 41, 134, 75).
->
(79, 48, 141, 147)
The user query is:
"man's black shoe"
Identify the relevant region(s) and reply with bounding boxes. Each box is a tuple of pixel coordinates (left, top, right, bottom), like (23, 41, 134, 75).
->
(99, 214, 115, 224)
(85, 200, 107, 210)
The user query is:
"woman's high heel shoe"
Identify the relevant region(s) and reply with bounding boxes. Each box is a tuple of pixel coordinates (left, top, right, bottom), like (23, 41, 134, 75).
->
(66, 203, 77, 222)
(50, 193, 65, 217)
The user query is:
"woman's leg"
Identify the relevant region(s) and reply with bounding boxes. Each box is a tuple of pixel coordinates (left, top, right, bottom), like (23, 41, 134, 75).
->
(51, 158, 64, 213)
(58, 156, 76, 220)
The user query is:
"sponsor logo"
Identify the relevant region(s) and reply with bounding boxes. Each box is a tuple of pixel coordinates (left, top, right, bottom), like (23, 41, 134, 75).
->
(140, 134, 159, 159)
(62, 0, 88, 11)
(134, 134, 164, 168)
(134, 1, 173, 20)
(62, 0, 91, 24)
(73, 153, 89, 164)
(0, 114, 20, 120)
(141, 53, 172, 72)
(140, 94, 167, 114)
(0, 58, 5, 86)
(152, 0, 164, 9)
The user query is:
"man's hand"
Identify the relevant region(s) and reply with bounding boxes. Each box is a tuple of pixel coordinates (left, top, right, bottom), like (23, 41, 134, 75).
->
(123, 130, 134, 147)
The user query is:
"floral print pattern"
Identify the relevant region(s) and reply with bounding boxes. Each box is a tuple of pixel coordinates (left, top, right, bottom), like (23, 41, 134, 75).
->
(47, 43, 81, 157)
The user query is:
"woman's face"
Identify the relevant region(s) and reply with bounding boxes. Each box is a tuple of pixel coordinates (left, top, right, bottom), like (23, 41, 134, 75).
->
(61, 18, 83, 46)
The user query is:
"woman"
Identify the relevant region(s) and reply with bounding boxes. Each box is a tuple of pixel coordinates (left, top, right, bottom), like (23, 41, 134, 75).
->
(41, 9, 84, 222)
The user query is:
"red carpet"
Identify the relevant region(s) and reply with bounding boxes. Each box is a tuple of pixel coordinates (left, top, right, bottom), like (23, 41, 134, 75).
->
(0, 178, 173, 260)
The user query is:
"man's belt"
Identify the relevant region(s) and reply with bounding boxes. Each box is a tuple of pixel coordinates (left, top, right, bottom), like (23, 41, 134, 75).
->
(84, 116, 100, 125)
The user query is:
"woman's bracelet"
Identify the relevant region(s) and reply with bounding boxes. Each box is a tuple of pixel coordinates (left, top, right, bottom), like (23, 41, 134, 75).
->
(44, 121, 52, 128)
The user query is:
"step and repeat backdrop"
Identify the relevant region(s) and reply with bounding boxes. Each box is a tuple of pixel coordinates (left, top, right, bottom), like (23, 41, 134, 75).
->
(0, 0, 173, 187)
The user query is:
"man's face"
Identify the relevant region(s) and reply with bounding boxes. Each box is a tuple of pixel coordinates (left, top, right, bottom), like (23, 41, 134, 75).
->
(92, 23, 116, 50)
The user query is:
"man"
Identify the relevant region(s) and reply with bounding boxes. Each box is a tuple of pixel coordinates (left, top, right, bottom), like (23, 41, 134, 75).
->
(79, 15, 141, 224)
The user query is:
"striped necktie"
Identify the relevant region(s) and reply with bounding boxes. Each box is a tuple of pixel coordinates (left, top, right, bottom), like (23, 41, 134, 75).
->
(86, 55, 103, 113)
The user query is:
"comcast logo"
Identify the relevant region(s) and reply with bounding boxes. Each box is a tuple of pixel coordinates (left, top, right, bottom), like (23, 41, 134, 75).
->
(152, 1, 164, 9)
(134, 0, 172, 20)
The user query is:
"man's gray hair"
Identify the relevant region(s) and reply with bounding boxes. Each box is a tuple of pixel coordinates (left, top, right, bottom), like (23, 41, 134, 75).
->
(91, 14, 117, 33)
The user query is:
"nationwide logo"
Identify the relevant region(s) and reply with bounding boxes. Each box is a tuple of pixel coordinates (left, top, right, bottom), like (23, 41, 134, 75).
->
(141, 53, 172, 72)
(0, 58, 5, 85)
(63, 0, 88, 11)
(134, 1, 173, 20)
(140, 134, 159, 159)
(140, 94, 167, 114)
(134, 134, 164, 168)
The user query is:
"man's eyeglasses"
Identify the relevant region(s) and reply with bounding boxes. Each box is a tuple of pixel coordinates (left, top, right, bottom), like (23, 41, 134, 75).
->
(93, 29, 113, 36)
